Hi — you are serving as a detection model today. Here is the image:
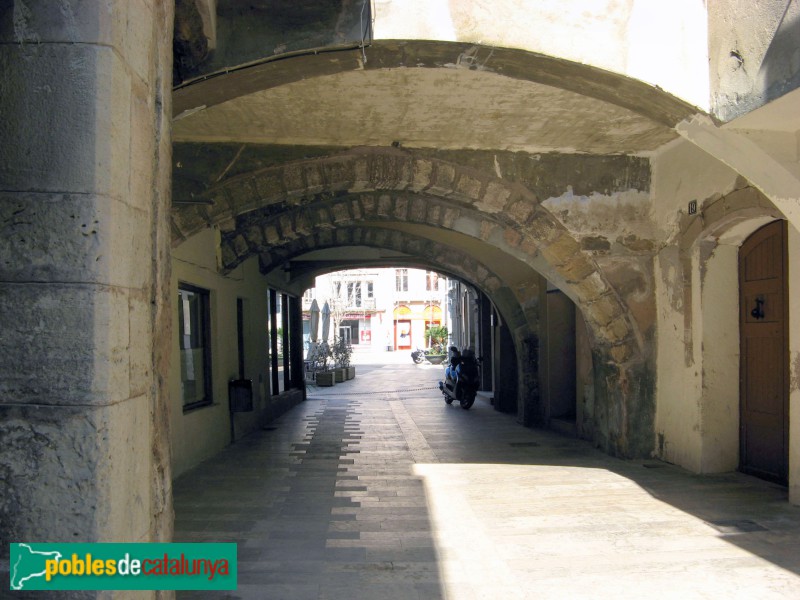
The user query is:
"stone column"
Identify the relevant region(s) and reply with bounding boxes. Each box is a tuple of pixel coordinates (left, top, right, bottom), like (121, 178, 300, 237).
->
(0, 0, 173, 587)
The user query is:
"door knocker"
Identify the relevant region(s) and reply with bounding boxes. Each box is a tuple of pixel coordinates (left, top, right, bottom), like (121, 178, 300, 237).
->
(751, 297, 765, 320)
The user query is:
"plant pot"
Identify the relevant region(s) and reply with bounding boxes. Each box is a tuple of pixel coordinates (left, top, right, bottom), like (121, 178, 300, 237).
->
(316, 371, 336, 386)
(335, 368, 346, 383)
(346, 366, 356, 380)
(426, 354, 447, 365)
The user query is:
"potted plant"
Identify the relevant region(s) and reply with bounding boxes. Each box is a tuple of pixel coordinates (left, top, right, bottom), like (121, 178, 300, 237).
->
(332, 336, 353, 382)
(313, 342, 336, 386)
(425, 325, 448, 364)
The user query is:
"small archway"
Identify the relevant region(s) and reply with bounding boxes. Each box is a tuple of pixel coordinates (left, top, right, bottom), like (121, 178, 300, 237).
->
(661, 185, 788, 475)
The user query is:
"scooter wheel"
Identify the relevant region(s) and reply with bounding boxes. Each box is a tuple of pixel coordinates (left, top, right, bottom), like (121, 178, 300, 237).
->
(459, 394, 475, 410)
(444, 395, 454, 405)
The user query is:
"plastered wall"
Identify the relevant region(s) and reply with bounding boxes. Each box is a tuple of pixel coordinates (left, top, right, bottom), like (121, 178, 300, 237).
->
(170, 228, 271, 477)
(653, 136, 800, 504)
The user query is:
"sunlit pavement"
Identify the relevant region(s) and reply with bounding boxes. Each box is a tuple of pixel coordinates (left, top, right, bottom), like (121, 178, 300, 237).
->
(174, 348, 800, 599)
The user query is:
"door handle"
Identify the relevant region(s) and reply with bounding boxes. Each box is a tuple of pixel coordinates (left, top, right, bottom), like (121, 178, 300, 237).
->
(751, 297, 765, 320)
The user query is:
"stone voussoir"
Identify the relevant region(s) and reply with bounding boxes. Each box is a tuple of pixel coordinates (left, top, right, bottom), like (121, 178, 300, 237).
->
(609, 342, 635, 363)
(441, 207, 461, 229)
(264, 224, 281, 245)
(573, 271, 609, 304)
(598, 315, 633, 344)
(454, 173, 485, 204)
(375, 194, 392, 217)
(393, 196, 409, 220)
(223, 177, 260, 215)
(476, 180, 512, 214)
(320, 157, 357, 192)
(203, 188, 235, 226)
(371, 154, 412, 190)
(427, 203, 442, 225)
(331, 202, 351, 224)
(282, 163, 308, 197)
(171, 207, 207, 245)
(539, 233, 582, 267)
(350, 156, 372, 193)
(428, 162, 457, 197)
(586, 292, 625, 327)
(278, 215, 296, 239)
(246, 225, 264, 247)
(410, 159, 434, 192)
(303, 163, 325, 196)
(560, 254, 598, 282)
(409, 197, 427, 222)
(252, 169, 287, 205)
(233, 234, 248, 257)
(220, 239, 237, 268)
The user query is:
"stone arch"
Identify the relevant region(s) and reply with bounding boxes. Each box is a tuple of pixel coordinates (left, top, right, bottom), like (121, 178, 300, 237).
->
(254, 225, 533, 336)
(247, 222, 541, 422)
(172, 147, 642, 365)
(173, 40, 698, 128)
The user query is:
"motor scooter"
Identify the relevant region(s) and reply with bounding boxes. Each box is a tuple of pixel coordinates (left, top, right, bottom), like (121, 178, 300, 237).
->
(438, 346, 481, 410)
(411, 347, 426, 364)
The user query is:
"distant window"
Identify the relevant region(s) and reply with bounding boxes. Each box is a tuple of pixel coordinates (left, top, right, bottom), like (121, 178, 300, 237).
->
(347, 282, 363, 307)
(396, 269, 408, 292)
(179, 284, 212, 410)
(366, 282, 374, 299)
(426, 271, 439, 291)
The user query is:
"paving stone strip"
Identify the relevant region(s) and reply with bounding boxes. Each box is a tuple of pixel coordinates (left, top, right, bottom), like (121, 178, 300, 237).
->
(174, 358, 800, 599)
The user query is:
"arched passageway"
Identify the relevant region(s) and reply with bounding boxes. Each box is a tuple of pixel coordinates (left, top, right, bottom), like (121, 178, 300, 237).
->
(172, 148, 654, 456)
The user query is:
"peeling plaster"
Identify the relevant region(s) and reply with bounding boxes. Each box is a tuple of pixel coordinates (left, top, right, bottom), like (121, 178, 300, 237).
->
(543, 187, 655, 246)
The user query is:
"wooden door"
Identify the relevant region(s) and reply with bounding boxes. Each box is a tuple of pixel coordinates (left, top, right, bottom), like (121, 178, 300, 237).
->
(739, 220, 789, 484)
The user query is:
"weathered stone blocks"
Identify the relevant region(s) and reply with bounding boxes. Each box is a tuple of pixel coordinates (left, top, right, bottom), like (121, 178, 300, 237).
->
(0, 44, 131, 200)
(0, 396, 152, 546)
(508, 197, 536, 223)
(222, 177, 259, 216)
(377, 195, 393, 217)
(410, 159, 434, 192)
(321, 157, 356, 192)
(409, 197, 427, 222)
(0, 284, 132, 407)
(586, 293, 625, 327)
(282, 163, 308, 197)
(455, 173, 484, 203)
(264, 224, 281, 244)
(540, 234, 582, 267)
(252, 169, 286, 206)
(220, 240, 237, 268)
(559, 254, 597, 282)
(477, 181, 512, 213)
(0, 193, 150, 289)
(233, 234, 249, 256)
(429, 162, 456, 197)
(331, 202, 351, 224)
(172, 205, 210, 244)
(371, 154, 411, 190)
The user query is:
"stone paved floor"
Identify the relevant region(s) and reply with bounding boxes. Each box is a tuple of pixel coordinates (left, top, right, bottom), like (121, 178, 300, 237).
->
(174, 349, 800, 599)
